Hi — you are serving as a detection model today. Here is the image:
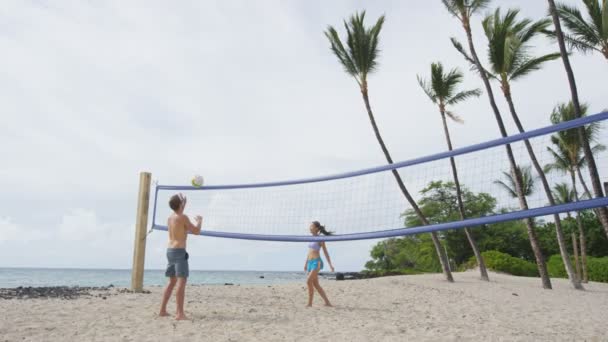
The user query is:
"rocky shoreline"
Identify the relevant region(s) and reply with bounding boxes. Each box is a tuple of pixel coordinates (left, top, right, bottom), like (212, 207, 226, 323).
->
(327, 271, 405, 281)
(0, 272, 393, 299)
(0, 285, 151, 300)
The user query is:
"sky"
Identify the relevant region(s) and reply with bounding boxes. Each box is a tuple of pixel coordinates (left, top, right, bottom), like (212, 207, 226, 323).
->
(1, 0, 606, 272)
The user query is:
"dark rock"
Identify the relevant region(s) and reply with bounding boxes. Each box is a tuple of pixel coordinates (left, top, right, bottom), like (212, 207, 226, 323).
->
(0, 285, 113, 300)
(259, 276, 264, 279)
(224, 283, 234, 286)
(335, 273, 345, 281)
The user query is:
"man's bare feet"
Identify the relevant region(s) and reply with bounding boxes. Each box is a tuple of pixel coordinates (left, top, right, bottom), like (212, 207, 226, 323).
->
(159, 311, 170, 317)
(175, 314, 188, 320)
(324, 303, 333, 307)
(305, 304, 312, 307)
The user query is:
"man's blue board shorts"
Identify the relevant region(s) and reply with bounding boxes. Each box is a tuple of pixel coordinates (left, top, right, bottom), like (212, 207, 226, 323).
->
(165, 248, 189, 278)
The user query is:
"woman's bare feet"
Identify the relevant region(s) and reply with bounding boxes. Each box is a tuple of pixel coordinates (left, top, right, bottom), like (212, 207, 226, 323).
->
(159, 311, 170, 317)
(324, 302, 333, 307)
(175, 313, 188, 320)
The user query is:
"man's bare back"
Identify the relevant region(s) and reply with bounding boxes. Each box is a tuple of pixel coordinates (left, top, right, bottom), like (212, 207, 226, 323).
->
(167, 194, 202, 248)
(167, 213, 201, 248)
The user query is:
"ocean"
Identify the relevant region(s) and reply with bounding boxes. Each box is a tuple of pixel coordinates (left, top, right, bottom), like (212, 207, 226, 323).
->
(0, 268, 312, 288)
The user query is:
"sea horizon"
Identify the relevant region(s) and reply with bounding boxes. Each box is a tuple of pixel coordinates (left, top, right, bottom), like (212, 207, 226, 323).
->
(0, 267, 334, 288)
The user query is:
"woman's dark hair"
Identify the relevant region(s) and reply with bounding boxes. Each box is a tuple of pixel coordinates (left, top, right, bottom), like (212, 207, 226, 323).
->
(312, 221, 333, 236)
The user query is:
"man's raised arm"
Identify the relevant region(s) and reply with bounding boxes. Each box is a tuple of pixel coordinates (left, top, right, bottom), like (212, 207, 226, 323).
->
(185, 215, 202, 235)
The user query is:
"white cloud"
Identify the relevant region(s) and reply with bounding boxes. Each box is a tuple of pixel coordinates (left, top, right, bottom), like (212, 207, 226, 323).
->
(57, 208, 132, 241)
(0, 217, 21, 242)
(0, 216, 49, 242)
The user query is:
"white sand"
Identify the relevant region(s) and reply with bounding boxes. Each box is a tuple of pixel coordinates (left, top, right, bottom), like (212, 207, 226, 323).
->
(1, 271, 607, 341)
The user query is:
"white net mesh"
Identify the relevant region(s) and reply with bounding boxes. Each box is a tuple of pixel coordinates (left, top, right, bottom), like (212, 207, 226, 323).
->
(152, 118, 608, 238)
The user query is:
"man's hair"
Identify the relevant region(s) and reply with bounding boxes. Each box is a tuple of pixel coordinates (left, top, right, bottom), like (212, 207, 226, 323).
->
(169, 194, 182, 211)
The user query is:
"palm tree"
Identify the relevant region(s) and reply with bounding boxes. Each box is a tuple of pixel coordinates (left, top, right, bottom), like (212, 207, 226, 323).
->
(324, 12, 453, 281)
(481, 8, 582, 290)
(417, 62, 489, 281)
(550, 0, 608, 60)
(545, 135, 605, 283)
(443, 0, 553, 289)
(547, 103, 606, 282)
(494, 165, 537, 198)
(552, 182, 582, 280)
(547, 0, 608, 249)
(550, 102, 607, 213)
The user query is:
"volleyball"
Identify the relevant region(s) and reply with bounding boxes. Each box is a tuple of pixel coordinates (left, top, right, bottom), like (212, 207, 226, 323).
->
(191, 175, 204, 187)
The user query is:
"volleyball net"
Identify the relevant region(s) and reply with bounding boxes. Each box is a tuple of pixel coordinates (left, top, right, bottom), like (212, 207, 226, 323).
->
(151, 111, 608, 242)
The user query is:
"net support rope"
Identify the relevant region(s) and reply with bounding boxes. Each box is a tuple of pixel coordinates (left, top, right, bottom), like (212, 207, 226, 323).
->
(151, 111, 608, 242)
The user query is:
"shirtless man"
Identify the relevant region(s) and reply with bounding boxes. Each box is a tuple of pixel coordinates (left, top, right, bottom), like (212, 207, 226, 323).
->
(158, 193, 202, 320)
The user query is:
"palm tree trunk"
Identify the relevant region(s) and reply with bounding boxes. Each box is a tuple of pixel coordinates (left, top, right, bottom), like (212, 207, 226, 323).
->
(577, 166, 603, 219)
(571, 172, 588, 283)
(577, 213, 588, 282)
(462, 20, 552, 289)
(571, 232, 581, 278)
(577, 167, 592, 199)
(440, 111, 489, 281)
(547, 0, 608, 242)
(360, 86, 453, 282)
(567, 213, 582, 280)
(502, 86, 582, 289)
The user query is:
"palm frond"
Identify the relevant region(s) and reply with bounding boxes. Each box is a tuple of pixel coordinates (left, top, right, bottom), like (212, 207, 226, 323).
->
(603, 0, 608, 39)
(417, 75, 437, 103)
(556, 3, 602, 47)
(543, 29, 603, 54)
(450, 37, 476, 64)
(324, 26, 358, 78)
(493, 179, 518, 198)
(484, 7, 555, 82)
(450, 37, 497, 79)
(519, 18, 552, 43)
(546, 135, 572, 171)
(442, 0, 492, 21)
(446, 88, 482, 105)
(494, 165, 536, 198)
(325, 12, 386, 85)
(443, 67, 464, 99)
(445, 110, 464, 123)
(580, 143, 607, 168)
(509, 53, 561, 81)
(419, 61, 477, 124)
(552, 182, 575, 204)
(442, 0, 463, 20)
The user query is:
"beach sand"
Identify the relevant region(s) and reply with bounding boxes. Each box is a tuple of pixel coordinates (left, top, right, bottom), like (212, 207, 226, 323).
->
(1, 270, 607, 342)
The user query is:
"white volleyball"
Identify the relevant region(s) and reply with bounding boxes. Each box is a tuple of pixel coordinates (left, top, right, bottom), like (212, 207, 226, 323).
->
(191, 175, 204, 187)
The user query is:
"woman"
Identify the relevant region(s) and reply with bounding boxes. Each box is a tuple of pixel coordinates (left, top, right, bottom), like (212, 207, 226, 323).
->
(304, 221, 335, 307)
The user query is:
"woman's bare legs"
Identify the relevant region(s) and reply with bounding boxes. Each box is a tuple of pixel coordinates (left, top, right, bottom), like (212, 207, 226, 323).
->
(306, 271, 315, 307)
(313, 278, 332, 306)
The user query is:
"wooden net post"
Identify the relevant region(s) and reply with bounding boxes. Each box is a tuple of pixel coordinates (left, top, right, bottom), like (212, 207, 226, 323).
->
(131, 172, 151, 292)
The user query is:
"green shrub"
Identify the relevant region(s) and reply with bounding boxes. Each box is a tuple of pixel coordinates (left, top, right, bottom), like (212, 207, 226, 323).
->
(588, 257, 608, 282)
(547, 255, 568, 278)
(547, 254, 608, 283)
(467, 250, 539, 277)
